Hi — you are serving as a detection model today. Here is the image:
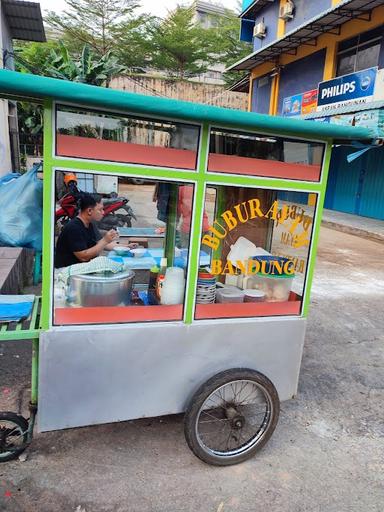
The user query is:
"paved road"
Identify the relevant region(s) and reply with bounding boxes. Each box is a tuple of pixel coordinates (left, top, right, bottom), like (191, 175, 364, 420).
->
(0, 227, 383, 512)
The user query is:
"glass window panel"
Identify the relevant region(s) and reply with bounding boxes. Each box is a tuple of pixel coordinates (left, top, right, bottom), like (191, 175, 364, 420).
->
(194, 185, 317, 320)
(338, 35, 359, 53)
(355, 42, 381, 72)
(56, 105, 200, 170)
(337, 35, 382, 76)
(53, 170, 195, 325)
(207, 128, 324, 182)
(336, 51, 357, 77)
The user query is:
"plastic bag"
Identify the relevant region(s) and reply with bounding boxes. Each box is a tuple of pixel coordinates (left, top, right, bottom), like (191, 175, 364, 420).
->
(0, 172, 21, 186)
(0, 164, 43, 251)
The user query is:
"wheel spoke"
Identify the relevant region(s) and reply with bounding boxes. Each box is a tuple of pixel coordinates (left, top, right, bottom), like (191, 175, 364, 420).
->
(200, 420, 230, 450)
(230, 383, 237, 401)
(206, 396, 225, 409)
(234, 381, 247, 401)
(238, 386, 257, 404)
(225, 428, 234, 451)
(195, 378, 274, 456)
(200, 410, 223, 422)
(199, 417, 231, 424)
(0, 424, 24, 454)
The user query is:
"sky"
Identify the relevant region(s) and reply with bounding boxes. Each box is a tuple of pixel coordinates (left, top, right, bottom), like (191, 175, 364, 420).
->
(37, 0, 240, 18)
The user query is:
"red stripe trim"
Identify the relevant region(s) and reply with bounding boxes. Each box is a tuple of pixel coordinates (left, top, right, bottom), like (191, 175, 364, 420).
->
(56, 134, 197, 169)
(195, 300, 301, 319)
(208, 153, 321, 181)
(54, 304, 183, 325)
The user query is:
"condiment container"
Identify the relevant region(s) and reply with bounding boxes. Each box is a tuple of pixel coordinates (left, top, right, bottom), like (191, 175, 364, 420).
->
(161, 267, 185, 305)
(252, 273, 294, 302)
(216, 287, 245, 303)
(156, 257, 167, 299)
(149, 266, 159, 290)
(243, 289, 266, 303)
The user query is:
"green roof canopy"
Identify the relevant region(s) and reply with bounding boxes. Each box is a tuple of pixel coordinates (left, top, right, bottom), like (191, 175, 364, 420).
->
(0, 70, 375, 142)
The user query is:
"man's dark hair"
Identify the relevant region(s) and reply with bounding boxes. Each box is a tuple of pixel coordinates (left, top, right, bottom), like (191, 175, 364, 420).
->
(78, 192, 103, 211)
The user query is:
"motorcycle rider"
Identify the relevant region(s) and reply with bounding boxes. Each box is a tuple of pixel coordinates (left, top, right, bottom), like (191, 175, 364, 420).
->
(55, 192, 136, 268)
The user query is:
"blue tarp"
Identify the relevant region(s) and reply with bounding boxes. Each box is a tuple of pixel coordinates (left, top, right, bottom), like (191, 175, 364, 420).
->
(0, 295, 35, 322)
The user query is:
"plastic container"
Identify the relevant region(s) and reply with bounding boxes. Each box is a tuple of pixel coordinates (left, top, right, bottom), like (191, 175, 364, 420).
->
(251, 255, 294, 276)
(114, 246, 132, 256)
(130, 248, 147, 258)
(243, 290, 266, 303)
(227, 236, 257, 266)
(156, 257, 167, 299)
(252, 273, 294, 302)
(148, 266, 159, 290)
(216, 287, 245, 304)
(161, 268, 185, 305)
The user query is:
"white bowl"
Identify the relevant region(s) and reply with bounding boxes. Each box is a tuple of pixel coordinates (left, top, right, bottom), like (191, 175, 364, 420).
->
(114, 246, 131, 256)
(130, 248, 147, 258)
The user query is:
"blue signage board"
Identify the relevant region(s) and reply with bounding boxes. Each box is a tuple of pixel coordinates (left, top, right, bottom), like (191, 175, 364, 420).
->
(317, 67, 377, 111)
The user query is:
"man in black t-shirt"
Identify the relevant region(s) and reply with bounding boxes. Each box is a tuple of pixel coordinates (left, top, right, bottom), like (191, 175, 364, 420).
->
(55, 193, 121, 268)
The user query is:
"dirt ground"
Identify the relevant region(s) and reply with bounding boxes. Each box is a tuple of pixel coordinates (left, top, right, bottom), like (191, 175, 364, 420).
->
(0, 226, 383, 512)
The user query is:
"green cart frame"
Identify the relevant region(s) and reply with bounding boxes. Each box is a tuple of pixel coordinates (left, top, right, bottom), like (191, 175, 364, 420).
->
(0, 70, 375, 465)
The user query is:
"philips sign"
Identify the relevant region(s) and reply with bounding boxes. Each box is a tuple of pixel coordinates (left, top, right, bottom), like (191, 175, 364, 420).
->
(317, 67, 377, 112)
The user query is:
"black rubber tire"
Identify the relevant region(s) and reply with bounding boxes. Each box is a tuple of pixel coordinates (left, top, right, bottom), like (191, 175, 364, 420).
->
(184, 368, 280, 466)
(116, 214, 132, 227)
(0, 412, 29, 463)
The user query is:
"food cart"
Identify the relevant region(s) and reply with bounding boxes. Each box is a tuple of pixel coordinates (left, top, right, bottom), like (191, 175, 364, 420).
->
(0, 70, 375, 465)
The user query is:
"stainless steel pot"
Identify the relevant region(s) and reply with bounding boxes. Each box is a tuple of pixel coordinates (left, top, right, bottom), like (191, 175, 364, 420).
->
(67, 270, 135, 307)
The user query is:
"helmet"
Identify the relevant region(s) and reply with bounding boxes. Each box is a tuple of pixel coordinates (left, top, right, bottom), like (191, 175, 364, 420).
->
(64, 173, 77, 187)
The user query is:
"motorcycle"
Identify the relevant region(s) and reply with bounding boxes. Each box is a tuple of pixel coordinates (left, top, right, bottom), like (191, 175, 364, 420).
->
(55, 175, 136, 230)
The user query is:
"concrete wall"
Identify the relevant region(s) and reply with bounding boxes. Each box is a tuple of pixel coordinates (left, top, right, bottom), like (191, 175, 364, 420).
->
(0, 2, 13, 176)
(284, 0, 332, 32)
(277, 49, 326, 115)
(110, 76, 248, 111)
(253, 0, 280, 51)
(251, 74, 272, 114)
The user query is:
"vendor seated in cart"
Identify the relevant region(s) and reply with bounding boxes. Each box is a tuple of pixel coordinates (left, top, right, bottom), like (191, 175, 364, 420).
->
(55, 193, 135, 268)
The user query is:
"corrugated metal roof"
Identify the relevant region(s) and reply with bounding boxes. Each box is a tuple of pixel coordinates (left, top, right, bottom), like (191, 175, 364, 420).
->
(3, 0, 46, 42)
(228, 74, 250, 92)
(0, 69, 376, 143)
(240, 0, 275, 20)
(228, 0, 384, 71)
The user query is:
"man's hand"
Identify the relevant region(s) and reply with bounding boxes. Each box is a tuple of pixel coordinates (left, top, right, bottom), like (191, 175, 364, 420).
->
(103, 229, 119, 244)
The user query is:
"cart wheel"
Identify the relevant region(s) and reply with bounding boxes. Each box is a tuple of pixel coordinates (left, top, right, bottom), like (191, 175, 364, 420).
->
(0, 412, 29, 463)
(184, 368, 280, 466)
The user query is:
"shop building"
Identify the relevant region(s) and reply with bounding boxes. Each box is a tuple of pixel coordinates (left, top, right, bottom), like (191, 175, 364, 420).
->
(0, 0, 45, 175)
(191, 0, 234, 85)
(228, 0, 384, 220)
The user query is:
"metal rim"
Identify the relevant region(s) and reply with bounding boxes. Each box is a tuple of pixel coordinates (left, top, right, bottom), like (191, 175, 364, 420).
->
(0, 420, 26, 459)
(194, 379, 274, 459)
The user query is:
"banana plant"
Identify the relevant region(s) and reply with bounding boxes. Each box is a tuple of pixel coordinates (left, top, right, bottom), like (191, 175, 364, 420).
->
(44, 42, 125, 86)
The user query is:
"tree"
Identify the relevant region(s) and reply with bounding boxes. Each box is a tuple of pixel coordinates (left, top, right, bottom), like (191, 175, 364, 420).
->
(17, 101, 44, 161)
(213, 8, 252, 87)
(14, 41, 125, 166)
(45, 0, 139, 56)
(11, 41, 62, 74)
(149, 6, 216, 79)
(15, 41, 125, 86)
(113, 14, 157, 71)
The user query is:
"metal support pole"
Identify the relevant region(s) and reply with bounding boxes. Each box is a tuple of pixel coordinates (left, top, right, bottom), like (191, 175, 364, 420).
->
(31, 338, 39, 406)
